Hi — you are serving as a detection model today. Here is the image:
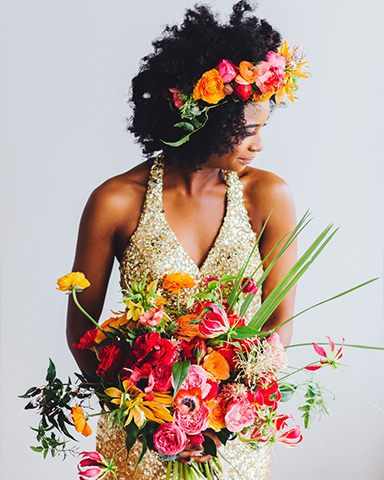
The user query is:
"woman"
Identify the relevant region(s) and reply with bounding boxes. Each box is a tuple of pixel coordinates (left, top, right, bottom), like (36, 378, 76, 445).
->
(67, 2, 298, 478)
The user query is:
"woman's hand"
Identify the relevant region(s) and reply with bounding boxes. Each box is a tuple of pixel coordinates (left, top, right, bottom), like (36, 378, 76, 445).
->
(176, 430, 222, 465)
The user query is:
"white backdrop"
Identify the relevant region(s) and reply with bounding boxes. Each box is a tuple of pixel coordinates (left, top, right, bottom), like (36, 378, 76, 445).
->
(1, 1, 383, 479)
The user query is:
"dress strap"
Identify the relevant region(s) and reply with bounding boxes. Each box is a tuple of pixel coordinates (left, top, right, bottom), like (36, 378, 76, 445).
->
(142, 154, 165, 216)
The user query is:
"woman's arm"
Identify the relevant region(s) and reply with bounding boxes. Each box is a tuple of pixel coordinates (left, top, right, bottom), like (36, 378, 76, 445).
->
(244, 170, 297, 347)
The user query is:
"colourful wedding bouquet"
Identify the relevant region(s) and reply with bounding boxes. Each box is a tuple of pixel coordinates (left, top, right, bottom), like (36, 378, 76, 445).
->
(20, 213, 379, 480)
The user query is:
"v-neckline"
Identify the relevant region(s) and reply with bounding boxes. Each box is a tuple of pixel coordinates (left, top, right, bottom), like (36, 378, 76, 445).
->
(159, 163, 231, 273)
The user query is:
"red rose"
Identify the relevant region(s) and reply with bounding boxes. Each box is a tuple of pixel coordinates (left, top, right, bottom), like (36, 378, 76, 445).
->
(73, 328, 97, 350)
(153, 364, 173, 391)
(119, 347, 139, 379)
(145, 338, 176, 366)
(233, 83, 252, 100)
(133, 332, 160, 362)
(96, 341, 123, 382)
(187, 434, 204, 446)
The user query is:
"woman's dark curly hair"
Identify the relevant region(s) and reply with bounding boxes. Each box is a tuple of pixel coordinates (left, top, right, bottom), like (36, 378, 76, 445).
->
(128, 1, 282, 171)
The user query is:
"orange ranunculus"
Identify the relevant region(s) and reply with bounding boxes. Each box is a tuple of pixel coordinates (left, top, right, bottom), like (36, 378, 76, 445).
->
(71, 404, 92, 437)
(176, 314, 201, 341)
(163, 273, 196, 295)
(202, 349, 230, 381)
(238, 61, 257, 83)
(206, 397, 226, 432)
(193, 69, 226, 104)
(56, 272, 90, 291)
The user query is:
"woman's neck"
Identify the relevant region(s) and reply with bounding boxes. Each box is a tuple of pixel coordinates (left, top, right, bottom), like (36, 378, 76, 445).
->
(164, 155, 224, 195)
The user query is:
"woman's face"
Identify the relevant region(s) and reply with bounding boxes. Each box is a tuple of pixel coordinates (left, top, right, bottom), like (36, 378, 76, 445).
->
(205, 101, 270, 173)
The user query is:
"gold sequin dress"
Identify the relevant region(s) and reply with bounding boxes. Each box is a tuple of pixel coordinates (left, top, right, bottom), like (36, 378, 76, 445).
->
(96, 155, 271, 479)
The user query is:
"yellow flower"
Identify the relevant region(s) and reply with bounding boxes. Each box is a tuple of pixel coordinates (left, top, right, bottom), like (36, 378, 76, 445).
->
(125, 300, 145, 321)
(71, 404, 92, 437)
(56, 272, 90, 291)
(104, 381, 174, 428)
(163, 273, 196, 295)
(275, 41, 310, 106)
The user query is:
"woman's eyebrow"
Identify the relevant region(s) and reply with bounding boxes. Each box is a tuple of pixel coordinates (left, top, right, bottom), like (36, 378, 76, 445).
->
(244, 123, 261, 128)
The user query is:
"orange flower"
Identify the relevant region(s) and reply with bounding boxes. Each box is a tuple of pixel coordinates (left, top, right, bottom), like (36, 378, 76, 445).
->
(176, 314, 201, 340)
(193, 69, 226, 104)
(163, 273, 196, 294)
(94, 312, 135, 344)
(206, 397, 226, 432)
(56, 272, 90, 291)
(238, 61, 257, 83)
(202, 349, 230, 381)
(71, 404, 92, 437)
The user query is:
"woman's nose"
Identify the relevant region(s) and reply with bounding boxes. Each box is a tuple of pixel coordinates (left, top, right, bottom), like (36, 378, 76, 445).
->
(249, 133, 264, 152)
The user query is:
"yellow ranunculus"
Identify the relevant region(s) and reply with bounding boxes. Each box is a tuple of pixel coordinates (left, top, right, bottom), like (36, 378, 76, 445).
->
(56, 272, 90, 292)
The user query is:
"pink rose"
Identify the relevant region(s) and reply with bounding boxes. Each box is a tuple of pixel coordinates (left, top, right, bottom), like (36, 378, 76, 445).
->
(217, 59, 238, 83)
(268, 332, 288, 371)
(169, 88, 185, 110)
(266, 51, 286, 72)
(241, 277, 258, 295)
(224, 399, 256, 433)
(174, 402, 210, 435)
(153, 422, 187, 456)
(255, 61, 284, 95)
(139, 306, 164, 327)
(153, 364, 173, 391)
(233, 83, 252, 101)
(178, 365, 211, 399)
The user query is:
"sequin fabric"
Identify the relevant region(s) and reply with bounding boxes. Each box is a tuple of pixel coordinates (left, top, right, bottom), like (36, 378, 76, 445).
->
(96, 155, 270, 479)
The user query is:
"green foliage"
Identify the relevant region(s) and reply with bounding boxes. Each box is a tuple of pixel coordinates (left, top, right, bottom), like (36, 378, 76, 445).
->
(298, 382, 332, 429)
(172, 360, 191, 400)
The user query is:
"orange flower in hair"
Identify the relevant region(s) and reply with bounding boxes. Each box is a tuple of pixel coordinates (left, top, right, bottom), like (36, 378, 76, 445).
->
(238, 61, 257, 83)
(163, 273, 195, 294)
(193, 69, 226, 104)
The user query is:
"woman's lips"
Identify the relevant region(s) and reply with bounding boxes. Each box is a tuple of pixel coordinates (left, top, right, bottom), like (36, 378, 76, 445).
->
(238, 157, 254, 165)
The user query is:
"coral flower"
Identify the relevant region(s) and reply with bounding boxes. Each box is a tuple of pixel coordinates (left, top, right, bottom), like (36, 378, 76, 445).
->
(174, 387, 203, 414)
(71, 404, 92, 437)
(104, 380, 174, 428)
(56, 272, 90, 292)
(193, 69, 226, 104)
(139, 306, 164, 327)
(206, 397, 226, 432)
(163, 273, 196, 294)
(202, 349, 230, 381)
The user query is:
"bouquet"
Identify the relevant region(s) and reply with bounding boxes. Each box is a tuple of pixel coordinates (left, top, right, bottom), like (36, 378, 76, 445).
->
(20, 213, 380, 480)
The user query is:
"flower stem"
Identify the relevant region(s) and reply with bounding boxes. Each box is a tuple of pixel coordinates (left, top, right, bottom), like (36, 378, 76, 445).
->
(71, 288, 107, 334)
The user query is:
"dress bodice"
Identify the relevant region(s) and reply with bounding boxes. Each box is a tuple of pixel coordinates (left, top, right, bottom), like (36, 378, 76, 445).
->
(119, 155, 264, 318)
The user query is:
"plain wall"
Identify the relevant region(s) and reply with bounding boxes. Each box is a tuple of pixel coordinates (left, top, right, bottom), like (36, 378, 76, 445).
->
(1, 1, 383, 479)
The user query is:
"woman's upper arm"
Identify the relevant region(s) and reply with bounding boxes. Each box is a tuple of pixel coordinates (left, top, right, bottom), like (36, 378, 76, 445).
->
(66, 183, 124, 370)
(248, 172, 297, 346)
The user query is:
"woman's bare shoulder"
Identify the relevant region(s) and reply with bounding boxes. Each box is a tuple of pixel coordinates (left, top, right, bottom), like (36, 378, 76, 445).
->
(239, 166, 295, 232)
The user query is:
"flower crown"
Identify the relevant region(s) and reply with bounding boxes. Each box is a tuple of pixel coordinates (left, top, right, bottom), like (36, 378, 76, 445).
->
(162, 42, 309, 147)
